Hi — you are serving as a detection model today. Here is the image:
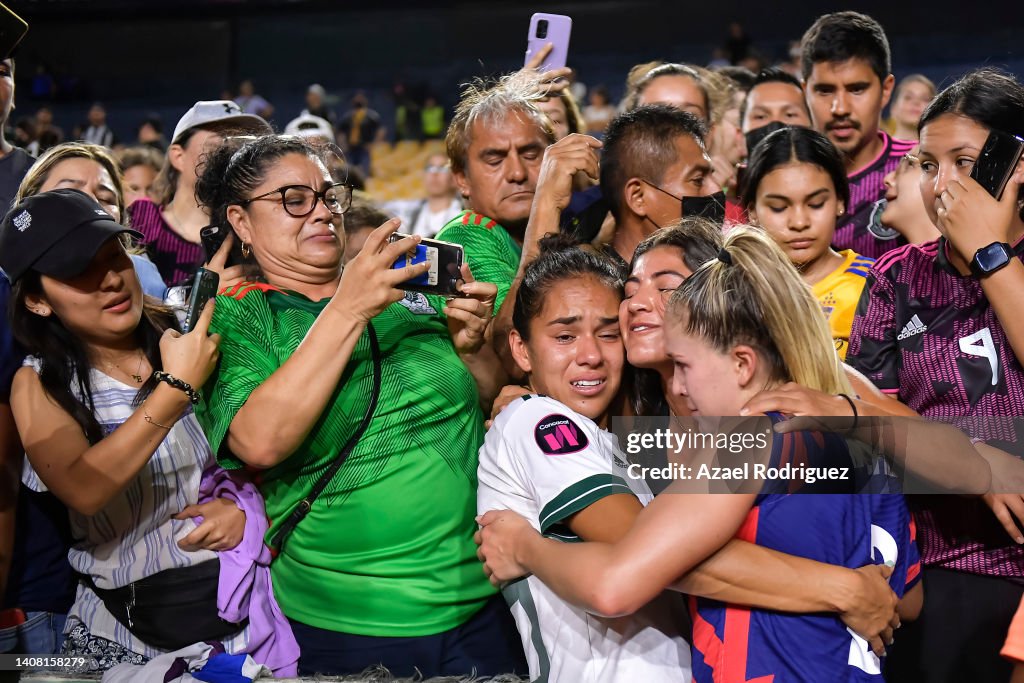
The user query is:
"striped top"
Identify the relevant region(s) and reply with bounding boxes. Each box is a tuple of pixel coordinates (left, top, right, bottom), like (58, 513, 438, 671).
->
(127, 198, 205, 287)
(21, 357, 249, 657)
(848, 238, 1024, 581)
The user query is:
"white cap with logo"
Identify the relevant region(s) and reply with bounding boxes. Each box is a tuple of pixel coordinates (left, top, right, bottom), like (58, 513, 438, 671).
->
(171, 100, 272, 144)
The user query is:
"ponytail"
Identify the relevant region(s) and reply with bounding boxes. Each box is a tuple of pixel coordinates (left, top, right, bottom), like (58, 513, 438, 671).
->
(666, 225, 851, 395)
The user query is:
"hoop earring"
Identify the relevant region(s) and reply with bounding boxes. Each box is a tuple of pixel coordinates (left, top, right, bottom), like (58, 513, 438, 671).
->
(241, 242, 252, 258)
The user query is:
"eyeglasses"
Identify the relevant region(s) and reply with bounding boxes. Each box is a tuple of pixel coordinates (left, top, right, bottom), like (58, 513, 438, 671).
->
(241, 183, 352, 217)
(424, 165, 450, 174)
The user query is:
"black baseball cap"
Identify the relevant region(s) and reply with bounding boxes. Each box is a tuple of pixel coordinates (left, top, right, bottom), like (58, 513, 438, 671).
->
(0, 188, 144, 283)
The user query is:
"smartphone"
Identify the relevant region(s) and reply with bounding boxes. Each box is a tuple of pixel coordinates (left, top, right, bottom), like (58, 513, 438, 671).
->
(971, 129, 1024, 200)
(524, 13, 572, 71)
(183, 268, 219, 333)
(200, 225, 228, 263)
(388, 233, 464, 297)
(0, 3, 27, 59)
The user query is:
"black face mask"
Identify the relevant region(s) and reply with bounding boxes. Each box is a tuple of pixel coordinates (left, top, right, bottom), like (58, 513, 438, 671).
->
(682, 191, 727, 225)
(744, 121, 790, 157)
(641, 179, 728, 227)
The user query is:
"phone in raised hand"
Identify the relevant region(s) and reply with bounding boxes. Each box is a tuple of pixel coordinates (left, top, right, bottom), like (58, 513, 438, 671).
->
(524, 13, 572, 71)
(970, 129, 1024, 200)
(388, 233, 464, 297)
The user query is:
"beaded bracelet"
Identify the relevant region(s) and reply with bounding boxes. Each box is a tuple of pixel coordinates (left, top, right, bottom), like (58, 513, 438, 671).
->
(153, 371, 199, 404)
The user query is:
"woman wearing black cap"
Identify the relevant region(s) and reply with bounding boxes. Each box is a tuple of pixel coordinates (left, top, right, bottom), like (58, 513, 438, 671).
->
(0, 189, 259, 669)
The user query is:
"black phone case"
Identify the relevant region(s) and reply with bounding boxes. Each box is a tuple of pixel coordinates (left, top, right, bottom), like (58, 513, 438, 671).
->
(200, 225, 228, 264)
(971, 130, 1024, 200)
(183, 268, 219, 333)
(388, 233, 464, 296)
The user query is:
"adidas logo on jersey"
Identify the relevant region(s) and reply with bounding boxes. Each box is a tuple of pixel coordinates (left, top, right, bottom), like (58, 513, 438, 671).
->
(898, 315, 928, 341)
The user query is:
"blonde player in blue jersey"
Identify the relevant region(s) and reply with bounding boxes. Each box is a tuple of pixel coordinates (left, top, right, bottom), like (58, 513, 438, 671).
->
(741, 125, 873, 360)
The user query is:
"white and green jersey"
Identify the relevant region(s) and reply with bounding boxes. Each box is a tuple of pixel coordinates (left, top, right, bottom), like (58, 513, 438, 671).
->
(478, 395, 692, 683)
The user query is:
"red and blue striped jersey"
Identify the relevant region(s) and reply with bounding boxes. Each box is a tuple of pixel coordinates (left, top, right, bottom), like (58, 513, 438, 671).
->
(690, 416, 920, 683)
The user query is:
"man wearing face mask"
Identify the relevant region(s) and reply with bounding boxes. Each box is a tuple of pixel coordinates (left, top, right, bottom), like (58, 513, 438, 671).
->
(597, 105, 722, 266)
(741, 67, 812, 153)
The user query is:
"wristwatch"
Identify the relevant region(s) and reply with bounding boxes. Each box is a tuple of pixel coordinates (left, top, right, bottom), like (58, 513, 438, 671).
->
(970, 242, 1013, 277)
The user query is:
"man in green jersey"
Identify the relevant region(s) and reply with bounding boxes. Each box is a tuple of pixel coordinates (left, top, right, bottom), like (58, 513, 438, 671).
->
(438, 71, 555, 314)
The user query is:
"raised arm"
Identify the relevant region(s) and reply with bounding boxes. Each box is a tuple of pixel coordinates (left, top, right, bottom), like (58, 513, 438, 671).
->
(491, 134, 602, 372)
(12, 304, 221, 516)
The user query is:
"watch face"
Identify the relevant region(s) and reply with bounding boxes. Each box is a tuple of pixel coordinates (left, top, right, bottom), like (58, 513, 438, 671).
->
(976, 242, 1012, 273)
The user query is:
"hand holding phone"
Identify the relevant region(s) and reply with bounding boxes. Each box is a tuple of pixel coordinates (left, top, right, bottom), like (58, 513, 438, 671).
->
(388, 233, 464, 296)
(524, 13, 572, 72)
(183, 268, 219, 333)
(970, 129, 1024, 200)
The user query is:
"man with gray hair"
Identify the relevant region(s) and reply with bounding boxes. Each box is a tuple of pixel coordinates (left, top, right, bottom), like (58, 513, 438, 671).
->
(435, 71, 556, 312)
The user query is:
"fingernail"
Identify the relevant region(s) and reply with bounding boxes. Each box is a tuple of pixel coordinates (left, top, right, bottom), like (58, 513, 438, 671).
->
(739, 408, 750, 415)
(885, 560, 895, 567)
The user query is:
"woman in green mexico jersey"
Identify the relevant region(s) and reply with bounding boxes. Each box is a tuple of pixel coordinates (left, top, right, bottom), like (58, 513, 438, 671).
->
(193, 135, 526, 677)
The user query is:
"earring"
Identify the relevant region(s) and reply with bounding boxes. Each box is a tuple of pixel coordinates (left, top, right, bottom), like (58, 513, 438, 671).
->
(241, 242, 252, 258)
(32, 307, 50, 316)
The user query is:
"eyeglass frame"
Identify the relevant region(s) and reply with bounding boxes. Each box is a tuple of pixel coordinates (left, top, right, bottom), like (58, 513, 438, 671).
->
(239, 183, 353, 217)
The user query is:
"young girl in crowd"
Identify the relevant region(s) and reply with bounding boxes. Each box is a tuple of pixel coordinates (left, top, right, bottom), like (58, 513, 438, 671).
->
(0, 142, 167, 659)
(848, 67, 1024, 683)
(479, 227, 925, 682)
(130, 101, 270, 287)
(0, 189, 256, 670)
(879, 146, 941, 244)
(742, 125, 873, 360)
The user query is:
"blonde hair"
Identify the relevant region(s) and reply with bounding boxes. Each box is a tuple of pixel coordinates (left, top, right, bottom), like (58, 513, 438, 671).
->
(446, 70, 556, 175)
(667, 225, 852, 395)
(697, 67, 738, 127)
(624, 62, 711, 121)
(15, 142, 126, 219)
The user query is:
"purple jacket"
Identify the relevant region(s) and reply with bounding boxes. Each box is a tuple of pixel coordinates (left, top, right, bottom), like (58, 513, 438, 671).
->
(198, 466, 300, 677)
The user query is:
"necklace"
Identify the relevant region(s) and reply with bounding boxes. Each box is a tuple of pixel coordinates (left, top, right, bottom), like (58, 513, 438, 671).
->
(106, 353, 146, 384)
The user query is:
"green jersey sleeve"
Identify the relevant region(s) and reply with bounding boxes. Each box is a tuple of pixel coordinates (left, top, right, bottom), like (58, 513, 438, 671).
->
(436, 212, 522, 311)
(197, 288, 282, 469)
